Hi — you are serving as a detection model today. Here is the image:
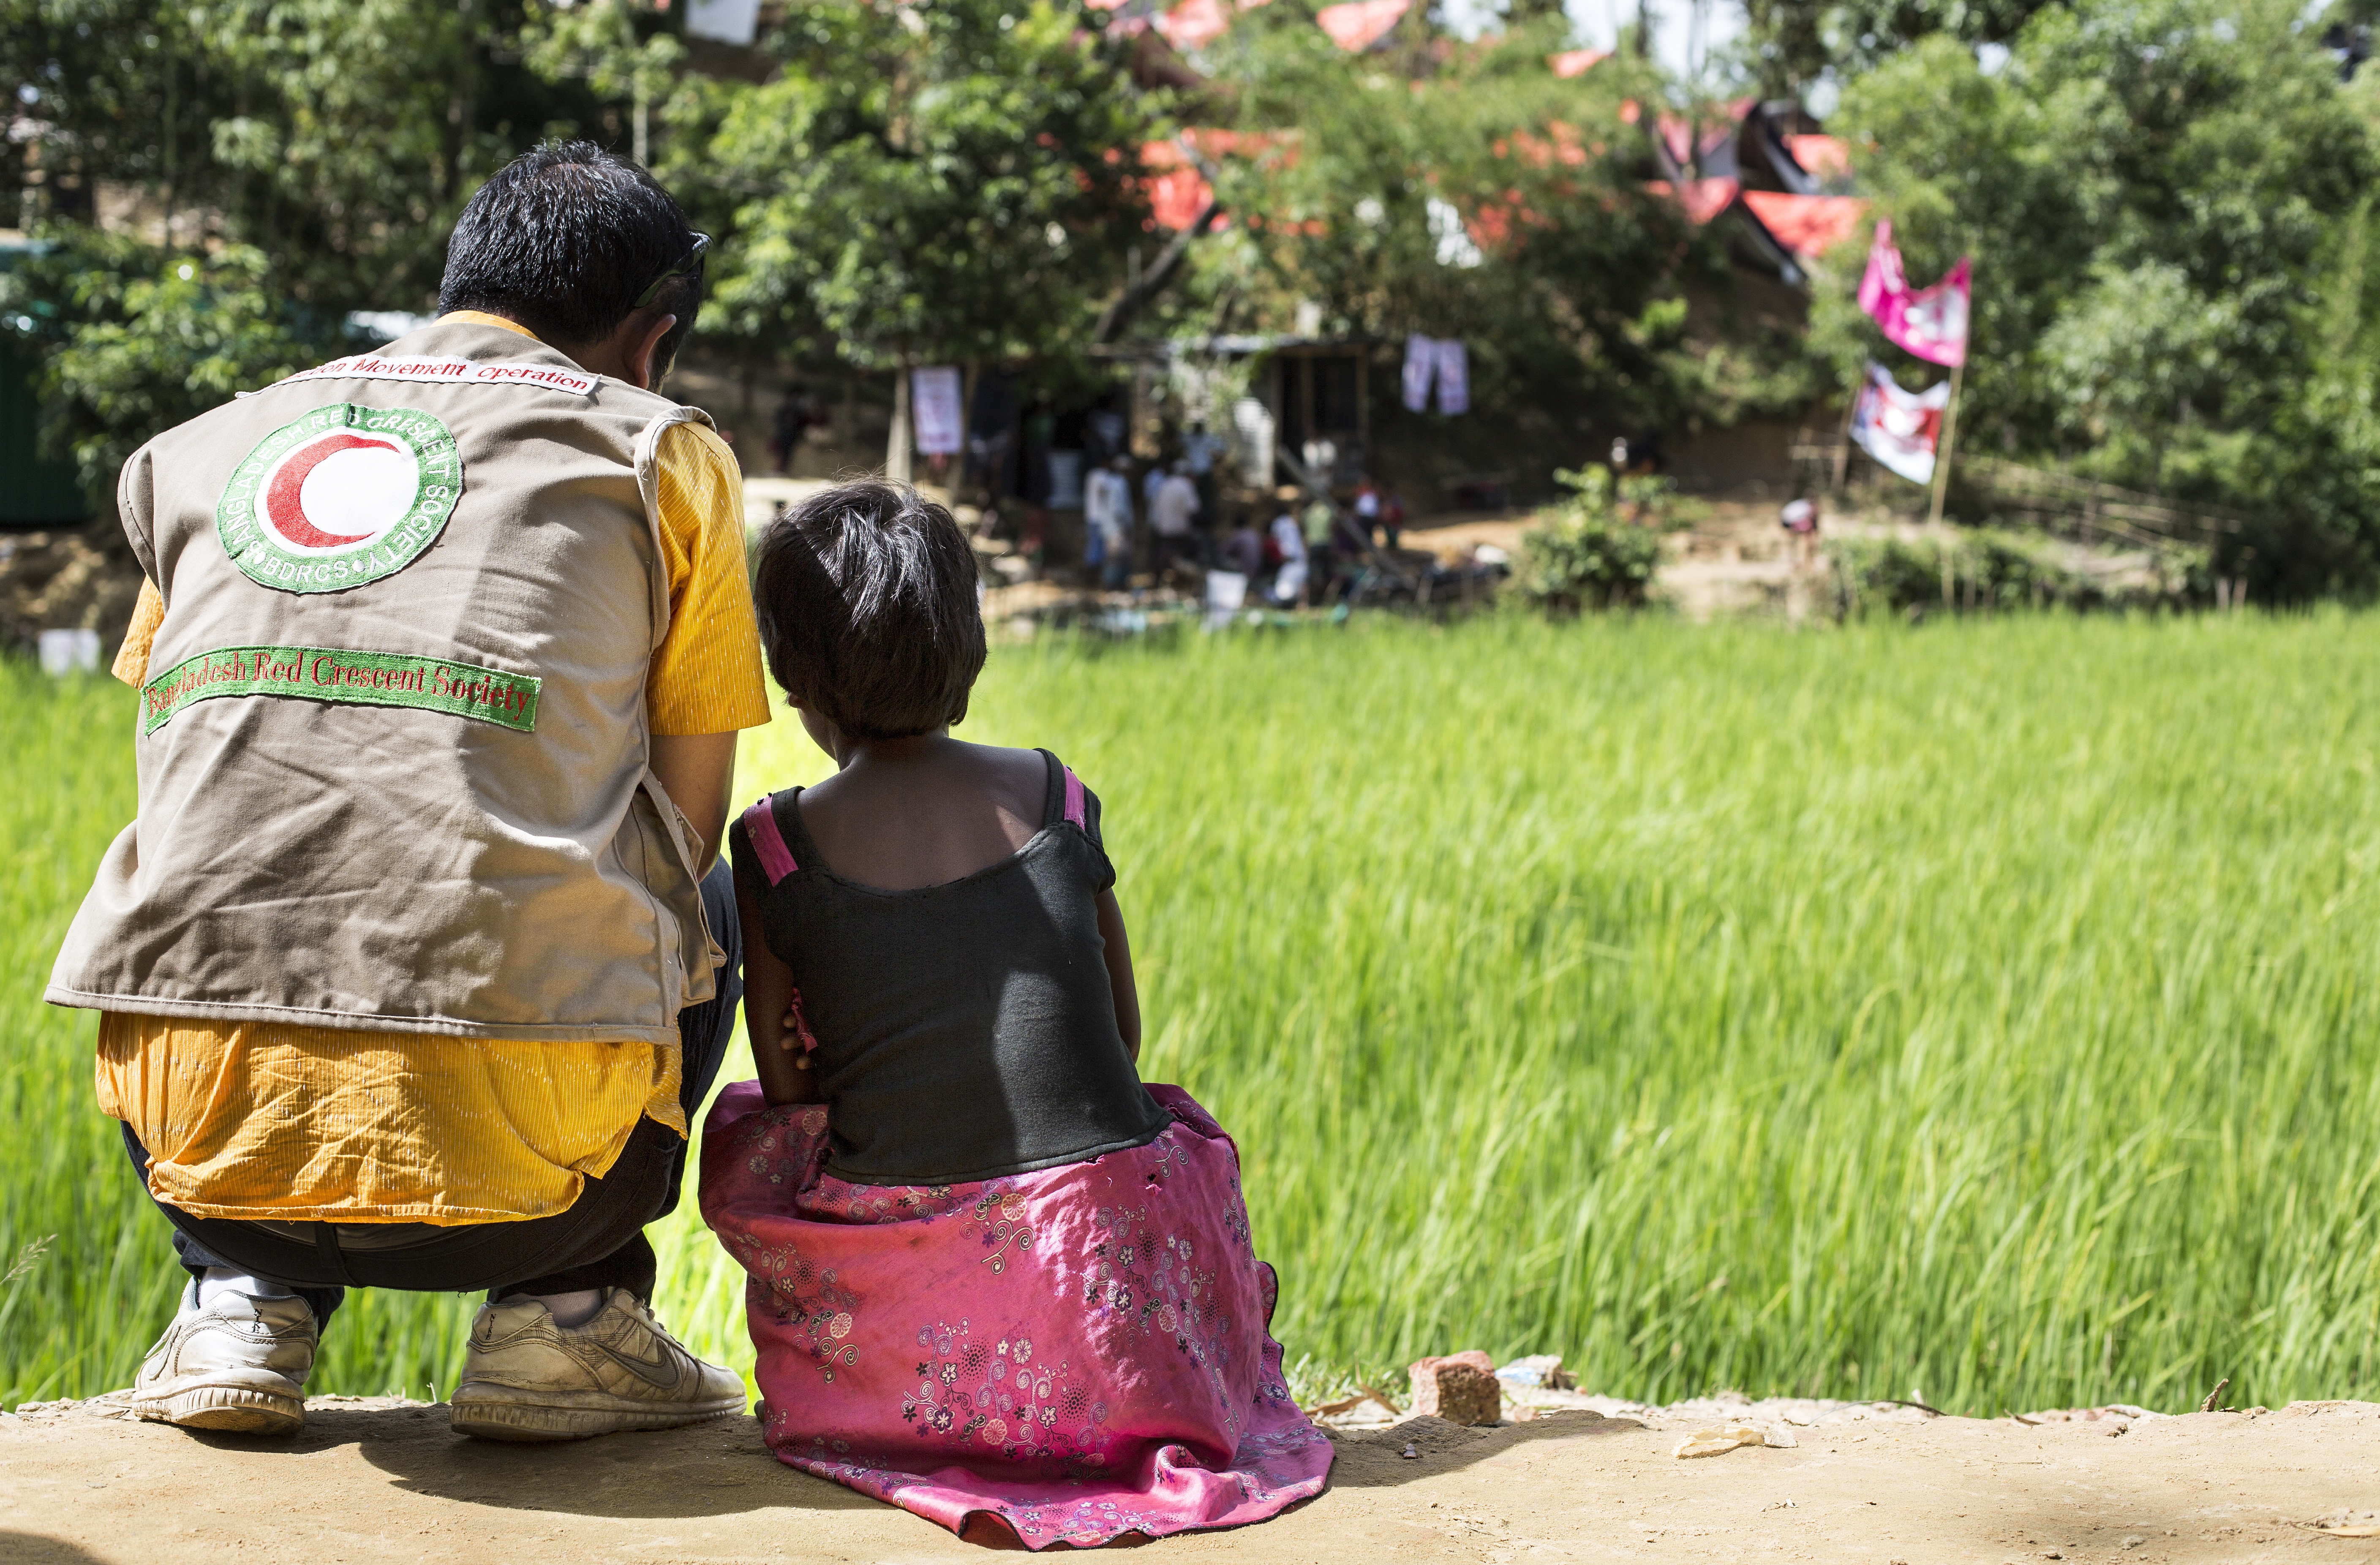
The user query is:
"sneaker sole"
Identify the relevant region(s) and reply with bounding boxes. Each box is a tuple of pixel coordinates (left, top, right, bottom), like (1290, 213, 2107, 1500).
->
(132, 1386, 303, 1436)
(448, 1395, 744, 1443)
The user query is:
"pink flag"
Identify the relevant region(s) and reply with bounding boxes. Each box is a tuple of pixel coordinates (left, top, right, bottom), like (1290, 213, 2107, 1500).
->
(1857, 221, 1970, 368)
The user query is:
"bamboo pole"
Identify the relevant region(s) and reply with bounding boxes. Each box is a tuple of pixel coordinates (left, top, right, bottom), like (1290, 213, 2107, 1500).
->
(1832, 389, 1856, 492)
(1927, 359, 1966, 528)
(886, 363, 913, 485)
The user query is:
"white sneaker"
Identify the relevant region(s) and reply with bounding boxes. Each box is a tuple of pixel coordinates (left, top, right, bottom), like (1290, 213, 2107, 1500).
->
(448, 1287, 744, 1442)
(129, 1279, 316, 1435)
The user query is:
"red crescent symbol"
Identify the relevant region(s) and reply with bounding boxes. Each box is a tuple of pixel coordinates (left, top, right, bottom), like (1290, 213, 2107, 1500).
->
(265, 433, 400, 549)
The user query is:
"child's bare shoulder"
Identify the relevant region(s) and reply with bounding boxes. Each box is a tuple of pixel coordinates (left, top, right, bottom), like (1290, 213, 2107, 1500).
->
(953, 741, 1055, 803)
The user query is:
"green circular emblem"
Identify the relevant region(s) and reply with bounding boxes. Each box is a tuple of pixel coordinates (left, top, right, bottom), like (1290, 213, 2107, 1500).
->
(215, 403, 462, 594)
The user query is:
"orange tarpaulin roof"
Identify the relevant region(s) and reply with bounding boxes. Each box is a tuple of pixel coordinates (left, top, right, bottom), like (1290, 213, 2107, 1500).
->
(1157, 0, 1230, 49)
(1646, 177, 1740, 225)
(1317, 0, 1408, 51)
(1782, 135, 1851, 183)
(1740, 191, 1868, 256)
(1139, 131, 1291, 231)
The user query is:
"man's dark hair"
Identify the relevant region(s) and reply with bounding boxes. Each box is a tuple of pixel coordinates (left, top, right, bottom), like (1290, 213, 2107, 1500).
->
(753, 481, 988, 740)
(438, 142, 703, 372)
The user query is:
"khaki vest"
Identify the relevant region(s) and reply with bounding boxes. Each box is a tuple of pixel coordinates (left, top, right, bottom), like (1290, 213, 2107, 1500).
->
(48, 321, 718, 1046)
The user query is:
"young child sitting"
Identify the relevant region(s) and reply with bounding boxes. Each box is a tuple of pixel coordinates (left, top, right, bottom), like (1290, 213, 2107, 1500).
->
(700, 481, 1333, 1549)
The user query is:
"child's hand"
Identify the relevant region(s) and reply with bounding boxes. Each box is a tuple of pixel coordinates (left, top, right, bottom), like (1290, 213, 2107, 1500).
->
(781, 990, 821, 1069)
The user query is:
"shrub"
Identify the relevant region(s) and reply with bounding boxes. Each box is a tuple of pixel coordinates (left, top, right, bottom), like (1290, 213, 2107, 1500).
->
(1518, 466, 1686, 615)
(1826, 529, 2210, 618)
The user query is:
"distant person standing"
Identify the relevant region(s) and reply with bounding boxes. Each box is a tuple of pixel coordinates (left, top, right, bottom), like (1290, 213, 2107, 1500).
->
(1219, 514, 1266, 578)
(1381, 487, 1406, 551)
(768, 384, 809, 475)
(1181, 419, 1227, 478)
(1083, 455, 1135, 590)
(1182, 418, 1227, 530)
(1780, 491, 1820, 568)
(1300, 490, 1338, 603)
(1353, 476, 1382, 545)
(1151, 460, 1202, 577)
(1268, 495, 1309, 606)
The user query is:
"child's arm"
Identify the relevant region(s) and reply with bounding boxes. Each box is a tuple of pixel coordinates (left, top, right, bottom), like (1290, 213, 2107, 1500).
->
(1096, 888, 1143, 1061)
(739, 874, 820, 1105)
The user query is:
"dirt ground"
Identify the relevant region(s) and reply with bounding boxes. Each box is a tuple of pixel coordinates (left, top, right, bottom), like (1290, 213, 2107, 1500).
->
(6, 1394, 2378, 1563)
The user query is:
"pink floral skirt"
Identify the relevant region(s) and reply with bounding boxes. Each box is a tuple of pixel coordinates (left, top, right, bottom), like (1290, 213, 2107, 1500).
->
(698, 1081, 1334, 1549)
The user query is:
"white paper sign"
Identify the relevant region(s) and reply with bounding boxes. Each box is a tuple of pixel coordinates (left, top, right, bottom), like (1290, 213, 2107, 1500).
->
(38, 628, 100, 676)
(1046, 450, 1085, 510)
(686, 0, 761, 45)
(911, 365, 965, 456)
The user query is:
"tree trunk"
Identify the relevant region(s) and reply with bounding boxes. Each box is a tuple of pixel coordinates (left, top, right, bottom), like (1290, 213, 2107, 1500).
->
(886, 364, 914, 484)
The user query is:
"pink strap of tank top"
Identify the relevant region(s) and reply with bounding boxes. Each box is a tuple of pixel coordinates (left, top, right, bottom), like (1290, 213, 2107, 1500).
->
(742, 795, 799, 885)
(1062, 767, 1087, 830)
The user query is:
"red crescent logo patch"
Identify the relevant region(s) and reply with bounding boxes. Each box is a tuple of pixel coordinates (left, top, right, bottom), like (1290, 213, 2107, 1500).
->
(262, 432, 407, 550)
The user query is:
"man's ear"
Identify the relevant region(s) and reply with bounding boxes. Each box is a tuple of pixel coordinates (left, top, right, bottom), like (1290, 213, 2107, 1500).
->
(628, 311, 679, 390)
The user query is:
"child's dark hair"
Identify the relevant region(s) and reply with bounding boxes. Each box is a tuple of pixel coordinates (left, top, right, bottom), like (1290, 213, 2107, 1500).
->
(752, 480, 986, 740)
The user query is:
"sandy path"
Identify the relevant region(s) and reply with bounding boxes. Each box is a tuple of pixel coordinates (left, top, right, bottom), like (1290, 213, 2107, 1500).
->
(5, 1397, 2379, 1562)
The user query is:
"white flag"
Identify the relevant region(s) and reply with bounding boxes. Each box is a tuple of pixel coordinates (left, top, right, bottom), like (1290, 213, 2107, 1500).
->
(1848, 360, 1951, 485)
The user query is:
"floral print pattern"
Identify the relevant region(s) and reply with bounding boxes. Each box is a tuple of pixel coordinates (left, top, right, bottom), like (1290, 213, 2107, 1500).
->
(701, 1081, 1333, 1549)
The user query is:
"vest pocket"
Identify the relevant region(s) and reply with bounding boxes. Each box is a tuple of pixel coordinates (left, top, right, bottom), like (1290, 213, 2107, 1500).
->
(627, 769, 721, 1012)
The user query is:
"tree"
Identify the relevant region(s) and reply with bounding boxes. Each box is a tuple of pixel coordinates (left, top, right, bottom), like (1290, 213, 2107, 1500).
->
(1155, 11, 1819, 456)
(670, 2, 1159, 381)
(1807, 0, 2379, 595)
(3, 0, 613, 508)
(1739, 0, 2063, 94)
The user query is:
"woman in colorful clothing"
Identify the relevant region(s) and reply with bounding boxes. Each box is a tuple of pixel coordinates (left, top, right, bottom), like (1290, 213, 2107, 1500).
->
(702, 480, 1333, 1549)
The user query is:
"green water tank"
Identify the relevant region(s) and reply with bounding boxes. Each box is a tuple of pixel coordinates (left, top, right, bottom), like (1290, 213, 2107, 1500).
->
(0, 242, 89, 528)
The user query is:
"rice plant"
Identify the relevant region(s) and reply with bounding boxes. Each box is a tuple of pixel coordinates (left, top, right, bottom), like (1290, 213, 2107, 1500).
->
(8, 610, 2380, 1415)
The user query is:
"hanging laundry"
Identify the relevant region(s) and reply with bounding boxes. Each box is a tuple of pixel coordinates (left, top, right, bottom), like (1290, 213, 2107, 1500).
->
(1434, 338, 1470, 416)
(1403, 334, 1438, 412)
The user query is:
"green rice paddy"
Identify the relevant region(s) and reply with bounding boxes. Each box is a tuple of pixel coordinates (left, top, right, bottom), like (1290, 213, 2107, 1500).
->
(8, 611, 2380, 1415)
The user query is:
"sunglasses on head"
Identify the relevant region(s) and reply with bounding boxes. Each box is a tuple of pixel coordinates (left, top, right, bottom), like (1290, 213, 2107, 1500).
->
(633, 232, 711, 310)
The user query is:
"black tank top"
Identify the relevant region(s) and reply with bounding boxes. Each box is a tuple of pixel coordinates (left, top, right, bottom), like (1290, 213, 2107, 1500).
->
(727, 749, 1168, 1185)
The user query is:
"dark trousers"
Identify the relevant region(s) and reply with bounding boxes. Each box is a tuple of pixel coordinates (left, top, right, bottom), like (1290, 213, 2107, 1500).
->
(125, 860, 744, 1331)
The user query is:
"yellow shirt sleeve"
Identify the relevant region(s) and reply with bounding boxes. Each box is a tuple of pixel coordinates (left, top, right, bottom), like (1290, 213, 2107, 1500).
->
(648, 419, 774, 735)
(115, 580, 164, 686)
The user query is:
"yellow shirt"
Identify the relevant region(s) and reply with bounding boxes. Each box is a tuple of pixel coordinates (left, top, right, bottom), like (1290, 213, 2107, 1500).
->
(97, 312, 773, 1224)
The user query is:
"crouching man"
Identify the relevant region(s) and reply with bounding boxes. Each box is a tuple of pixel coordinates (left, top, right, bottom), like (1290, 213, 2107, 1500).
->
(47, 142, 774, 1441)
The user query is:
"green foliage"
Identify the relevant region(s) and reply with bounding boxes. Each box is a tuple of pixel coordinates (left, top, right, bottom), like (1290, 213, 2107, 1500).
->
(4, 0, 614, 514)
(0, 234, 335, 499)
(1160, 17, 1819, 441)
(1825, 528, 2207, 616)
(1739, 0, 2060, 92)
(1811, 0, 2378, 597)
(26, 617, 2380, 1413)
(1517, 465, 1684, 614)
(669, 0, 1159, 367)
(3, 0, 575, 309)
